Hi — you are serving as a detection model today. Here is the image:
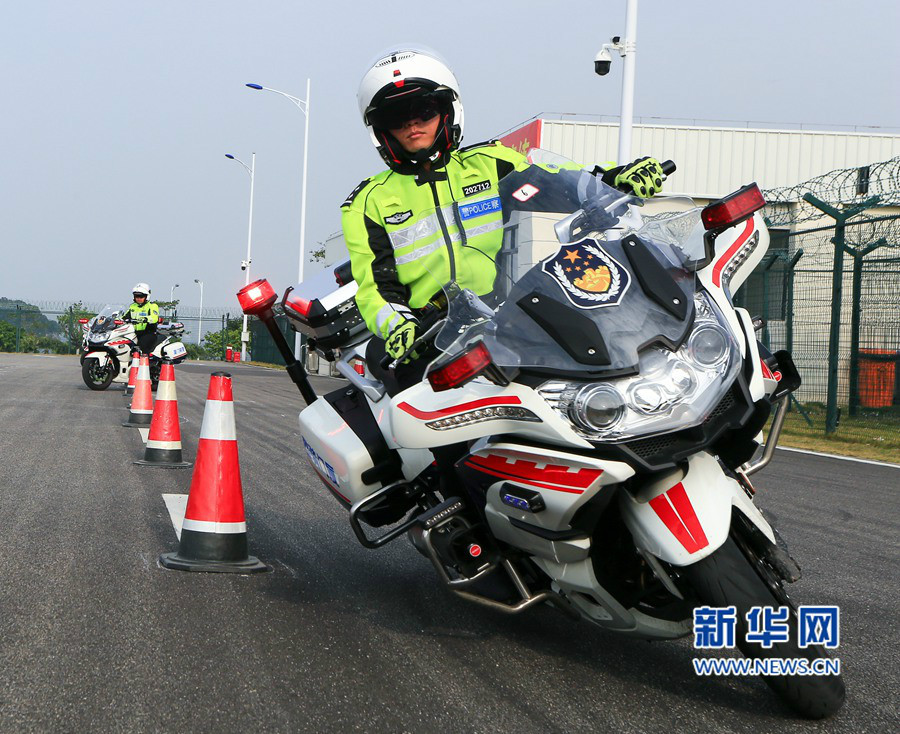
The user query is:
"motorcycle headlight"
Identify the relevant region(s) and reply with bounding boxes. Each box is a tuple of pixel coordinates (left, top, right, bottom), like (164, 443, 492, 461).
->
(689, 324, 729, 367)
(89, 333, 109, 343)
(540, 292, 741, 441)
(571, 385, 625, 431)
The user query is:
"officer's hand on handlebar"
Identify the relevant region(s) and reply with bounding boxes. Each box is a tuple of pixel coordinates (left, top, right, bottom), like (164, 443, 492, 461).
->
(384, 318, 420, 365)
(613, 157, 666, 198)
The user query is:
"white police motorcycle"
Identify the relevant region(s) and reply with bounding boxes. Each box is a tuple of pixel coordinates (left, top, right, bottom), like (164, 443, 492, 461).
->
(245, 152, 844, 719)
(80, 305, 188, 390)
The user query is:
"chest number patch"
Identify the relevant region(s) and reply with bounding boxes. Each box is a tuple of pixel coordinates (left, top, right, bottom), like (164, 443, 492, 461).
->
(462, 180, 491, 197)
(384, 210, 413, 225)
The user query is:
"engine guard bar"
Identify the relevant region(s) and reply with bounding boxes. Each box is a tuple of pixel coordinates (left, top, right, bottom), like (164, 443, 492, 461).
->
(743, 394, 788, 476)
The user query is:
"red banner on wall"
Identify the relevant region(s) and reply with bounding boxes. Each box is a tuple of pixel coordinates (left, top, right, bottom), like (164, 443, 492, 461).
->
(498, 119, 542, 156)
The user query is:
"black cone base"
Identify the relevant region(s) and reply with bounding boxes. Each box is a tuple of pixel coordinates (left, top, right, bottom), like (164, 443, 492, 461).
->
(159, 528, 268, 574)
(122, 415, 153, 427)
(134, 447, 192, 468)
(158, 551, 268, 573)
(135, 458, 192, 468)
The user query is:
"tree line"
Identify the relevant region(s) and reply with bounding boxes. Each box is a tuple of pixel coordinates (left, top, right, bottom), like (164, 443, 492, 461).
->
(0, 297, 246, 360)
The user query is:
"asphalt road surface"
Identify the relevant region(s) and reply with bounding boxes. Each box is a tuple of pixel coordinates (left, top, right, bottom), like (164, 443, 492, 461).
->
(0, 353, 897, 733)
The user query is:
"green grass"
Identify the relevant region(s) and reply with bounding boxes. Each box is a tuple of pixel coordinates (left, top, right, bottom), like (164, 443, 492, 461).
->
(770, 402, 900, 464)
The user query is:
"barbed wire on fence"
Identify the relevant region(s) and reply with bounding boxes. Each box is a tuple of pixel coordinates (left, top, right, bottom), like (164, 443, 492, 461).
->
(763, 156, 900, 226)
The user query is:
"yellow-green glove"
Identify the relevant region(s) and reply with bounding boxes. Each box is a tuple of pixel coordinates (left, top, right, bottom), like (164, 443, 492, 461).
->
(614, 157, 665, 198)
(385, 319, 420, 364)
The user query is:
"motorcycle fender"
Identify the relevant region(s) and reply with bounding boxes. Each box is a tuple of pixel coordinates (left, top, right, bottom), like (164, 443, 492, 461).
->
(85, 351, 109, 367)
(619, 451, 775, 566)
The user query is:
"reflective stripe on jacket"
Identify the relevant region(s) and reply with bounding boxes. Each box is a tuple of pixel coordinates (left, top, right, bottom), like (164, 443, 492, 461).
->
(128, 301, 159, 332)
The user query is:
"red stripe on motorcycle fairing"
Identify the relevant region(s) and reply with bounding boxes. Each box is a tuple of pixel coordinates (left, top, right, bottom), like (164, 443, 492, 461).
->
(468, 454, 602, 489)
(711, 218, 755, 287)
(665, 482, 709, 550)
(649, 487, 705, 554)
(398, 396, 522, 420)
(463, 460, 585, 494)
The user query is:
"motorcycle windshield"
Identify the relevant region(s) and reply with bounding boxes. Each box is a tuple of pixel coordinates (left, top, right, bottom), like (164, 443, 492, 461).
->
(90, 305, 123, 334)
(420, 150, 706, 377)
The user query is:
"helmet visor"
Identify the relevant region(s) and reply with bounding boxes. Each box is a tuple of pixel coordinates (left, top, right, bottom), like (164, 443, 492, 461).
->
(369, 92, 445, 130)
(133, 292, 147, 299)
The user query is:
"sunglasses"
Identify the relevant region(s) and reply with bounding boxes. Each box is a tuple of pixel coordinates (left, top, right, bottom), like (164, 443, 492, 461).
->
(375, 97, 442, 130)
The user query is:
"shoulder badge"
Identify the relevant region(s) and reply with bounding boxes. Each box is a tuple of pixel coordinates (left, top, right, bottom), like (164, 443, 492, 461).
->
(541, 240, 630, 309)
(341, 178, 371, 209)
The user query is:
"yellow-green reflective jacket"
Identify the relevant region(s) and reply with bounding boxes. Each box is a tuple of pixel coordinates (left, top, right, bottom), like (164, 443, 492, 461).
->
(127, 301, 159, 331)
(341, 141, 537, 340)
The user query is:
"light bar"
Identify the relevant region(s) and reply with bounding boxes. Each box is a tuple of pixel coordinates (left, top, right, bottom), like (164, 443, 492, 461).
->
(427, 342, 493, 392)
(237, 278, 277, 315)
(701, 183, 766, 231)
(425, 405, 540, 430)
(78, 318, 89, 324)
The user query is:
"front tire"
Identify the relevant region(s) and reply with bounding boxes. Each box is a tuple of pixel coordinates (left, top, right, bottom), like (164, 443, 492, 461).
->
(684, 535, 845, 719)
(82, 358, 114, 390)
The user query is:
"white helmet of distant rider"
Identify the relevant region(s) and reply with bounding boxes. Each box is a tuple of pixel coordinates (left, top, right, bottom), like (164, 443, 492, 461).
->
(357, 46, 464, 173)
(132, 283, 151, 300)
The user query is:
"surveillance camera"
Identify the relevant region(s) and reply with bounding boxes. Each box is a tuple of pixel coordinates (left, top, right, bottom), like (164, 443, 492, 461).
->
(240, 260, 248, 271)
(594, 48, 612, 76)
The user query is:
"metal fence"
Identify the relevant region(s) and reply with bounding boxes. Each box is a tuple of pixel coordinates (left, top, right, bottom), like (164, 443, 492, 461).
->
(736, 212, 900, 447)
(0, 300, 237, 359)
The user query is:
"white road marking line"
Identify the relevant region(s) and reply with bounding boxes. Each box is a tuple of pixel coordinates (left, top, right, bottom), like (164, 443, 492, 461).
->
(777, 446, 900, 469)
(138, 427, 149, 443)
(162, 493, 188, 540)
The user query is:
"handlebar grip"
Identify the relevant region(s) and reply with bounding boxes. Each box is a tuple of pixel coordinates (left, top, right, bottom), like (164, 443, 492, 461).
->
(379, 353, 392, 370)
(661, 160, 676, 175)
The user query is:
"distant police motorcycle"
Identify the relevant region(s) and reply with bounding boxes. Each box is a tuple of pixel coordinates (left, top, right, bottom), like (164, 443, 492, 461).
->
(80, 305, 188, 390)
(240, 152, 844, 719)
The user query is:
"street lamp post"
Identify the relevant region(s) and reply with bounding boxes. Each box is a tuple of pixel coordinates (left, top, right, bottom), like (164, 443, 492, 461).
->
(194, 279, 204, 345)
(226, 152, 256, 361)
(596, 0, 639, 163)
(246, 79, 311, 360)
(169, 283, 179, 315)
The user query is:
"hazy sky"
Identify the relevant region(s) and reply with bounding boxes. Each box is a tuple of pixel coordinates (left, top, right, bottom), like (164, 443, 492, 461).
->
(2, 0, 898, 310)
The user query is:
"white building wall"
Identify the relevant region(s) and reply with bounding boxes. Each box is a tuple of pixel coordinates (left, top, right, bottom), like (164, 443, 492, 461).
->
(539, 121, 900, 199)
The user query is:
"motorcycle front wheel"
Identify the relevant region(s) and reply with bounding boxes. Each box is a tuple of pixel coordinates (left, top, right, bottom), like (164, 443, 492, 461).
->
(684, 535, 845, 719)
(81, 358, 114, 391)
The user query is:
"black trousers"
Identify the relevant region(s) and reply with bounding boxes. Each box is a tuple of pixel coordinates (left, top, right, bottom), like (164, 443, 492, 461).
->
(136, 327, 157, 355)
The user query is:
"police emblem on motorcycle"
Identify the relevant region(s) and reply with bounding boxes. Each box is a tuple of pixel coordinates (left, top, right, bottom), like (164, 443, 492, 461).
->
(540, 239, 630, 309)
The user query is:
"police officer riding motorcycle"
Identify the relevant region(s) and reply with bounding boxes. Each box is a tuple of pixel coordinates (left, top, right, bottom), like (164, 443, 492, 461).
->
(124, 283, 160, 355)
(342, 47, 668, 479)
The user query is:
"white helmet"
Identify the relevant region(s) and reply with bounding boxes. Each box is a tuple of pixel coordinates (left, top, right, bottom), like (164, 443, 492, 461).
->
(132, 283, 151, 298)
(357, 46, 464, 173)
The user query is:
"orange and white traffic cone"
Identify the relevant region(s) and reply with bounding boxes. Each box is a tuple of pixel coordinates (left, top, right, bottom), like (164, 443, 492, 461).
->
(124, 350, 139, 395)
(123, 355, 154, 427)
(134, 360, 191, 468)
(159, 372, 266, 573)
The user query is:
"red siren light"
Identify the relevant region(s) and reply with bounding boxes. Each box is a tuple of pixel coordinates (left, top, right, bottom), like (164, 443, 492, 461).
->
(702, 183, 766, 231)
(428, 342, 493, 392)
(237, 278, 278, 315)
